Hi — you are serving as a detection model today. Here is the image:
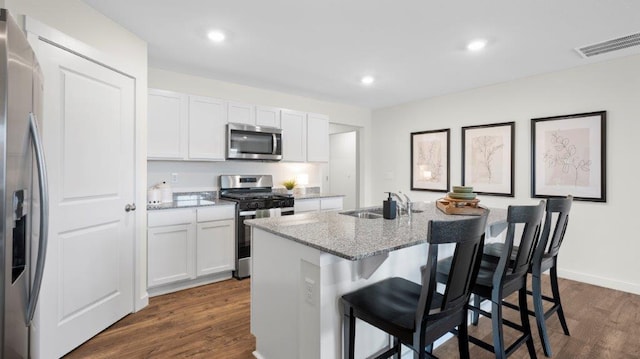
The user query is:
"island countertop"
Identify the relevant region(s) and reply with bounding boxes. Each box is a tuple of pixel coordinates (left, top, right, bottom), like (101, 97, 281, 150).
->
(245, 204, 507, 260)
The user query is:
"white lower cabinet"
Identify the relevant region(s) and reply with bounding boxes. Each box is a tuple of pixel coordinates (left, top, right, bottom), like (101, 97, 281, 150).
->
(147, 206, 235, 293)
(197, 219, 234, 276)
(148, 223, 196, 287)
(321, 197, 343, 211)
(294, 197, 343, 213)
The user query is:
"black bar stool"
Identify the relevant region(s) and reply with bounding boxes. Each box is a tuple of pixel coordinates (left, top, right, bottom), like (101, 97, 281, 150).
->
(484, 196, 573, 356)
(341, 213, 489, 359)
(437, 201, 545, 359)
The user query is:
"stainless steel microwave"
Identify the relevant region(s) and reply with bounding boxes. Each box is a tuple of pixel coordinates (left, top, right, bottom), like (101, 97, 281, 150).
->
(227, 123, 282, 161)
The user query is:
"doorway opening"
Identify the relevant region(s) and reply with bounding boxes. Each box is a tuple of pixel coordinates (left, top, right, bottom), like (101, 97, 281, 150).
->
(327, 124, 360, 210)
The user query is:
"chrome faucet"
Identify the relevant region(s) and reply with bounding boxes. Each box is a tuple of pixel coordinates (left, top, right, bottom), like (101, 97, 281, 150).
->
(390, 191, 412, 216)
(400, 191, 412, 216)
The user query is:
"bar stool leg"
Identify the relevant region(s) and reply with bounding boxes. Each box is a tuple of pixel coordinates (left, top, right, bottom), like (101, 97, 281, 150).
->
(532, 272, 552, 357)
(519, 287, 537, 358)
(471, 294, 480, 326)
(458, 317, 471, 359)
(550, 266, 570, 335)
(343, 304, 356, 359)
(491, 294, 507, 359)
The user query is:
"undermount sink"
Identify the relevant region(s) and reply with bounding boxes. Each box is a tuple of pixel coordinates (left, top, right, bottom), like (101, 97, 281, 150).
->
(339, 209, 383, 219)
(367, 207, 424, 215)
(340, 205, 426, 219)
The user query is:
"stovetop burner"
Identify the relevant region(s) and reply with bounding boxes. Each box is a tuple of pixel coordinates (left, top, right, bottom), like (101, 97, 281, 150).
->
(219, 175, 294, 211)
(221, 192, 290, 201)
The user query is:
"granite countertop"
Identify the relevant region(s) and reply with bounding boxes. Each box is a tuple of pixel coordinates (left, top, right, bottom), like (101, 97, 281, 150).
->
(147, 192, 236, 211)
(245, 204, 507, 260)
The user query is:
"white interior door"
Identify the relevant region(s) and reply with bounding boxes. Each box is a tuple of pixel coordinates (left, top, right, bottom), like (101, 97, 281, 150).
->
(30, 38, 135, 358)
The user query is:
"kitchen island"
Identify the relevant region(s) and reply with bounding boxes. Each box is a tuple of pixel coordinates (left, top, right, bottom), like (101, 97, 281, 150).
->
(246, 205, 506, 359)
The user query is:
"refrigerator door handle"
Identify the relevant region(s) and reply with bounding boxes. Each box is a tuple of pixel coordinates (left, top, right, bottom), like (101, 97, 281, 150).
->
(26, 112, 49, 326)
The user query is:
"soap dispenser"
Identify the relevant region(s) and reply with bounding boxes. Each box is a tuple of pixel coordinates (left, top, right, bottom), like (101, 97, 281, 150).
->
(383, 192, 396, 219)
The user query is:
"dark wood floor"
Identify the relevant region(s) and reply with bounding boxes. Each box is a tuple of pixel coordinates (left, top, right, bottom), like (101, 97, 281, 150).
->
(64, 276, 640, 359)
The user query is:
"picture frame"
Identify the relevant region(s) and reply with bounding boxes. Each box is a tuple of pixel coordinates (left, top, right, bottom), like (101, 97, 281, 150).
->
(462, 122, 515, 196)
(411, 128, 450, 192)
(531, 111, 606, 202)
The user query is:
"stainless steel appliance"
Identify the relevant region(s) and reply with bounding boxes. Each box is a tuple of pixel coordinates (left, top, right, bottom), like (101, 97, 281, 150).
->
(220, 175, 293, 279)
(226, 123, 282, 161)
(1, 9, 49, 358)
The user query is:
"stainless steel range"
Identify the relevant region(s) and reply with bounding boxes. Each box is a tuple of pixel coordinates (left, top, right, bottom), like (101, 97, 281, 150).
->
(220, 175, 294, 279)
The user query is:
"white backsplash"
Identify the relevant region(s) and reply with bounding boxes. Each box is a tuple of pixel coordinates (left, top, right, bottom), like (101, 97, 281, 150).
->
(147, 160, 326, 192)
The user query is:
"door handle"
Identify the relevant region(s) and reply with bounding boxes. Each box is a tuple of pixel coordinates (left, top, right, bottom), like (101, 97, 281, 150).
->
(125, 203, 136, 212)
(272, 133, 277, 155)
(27, 112, 49, 326)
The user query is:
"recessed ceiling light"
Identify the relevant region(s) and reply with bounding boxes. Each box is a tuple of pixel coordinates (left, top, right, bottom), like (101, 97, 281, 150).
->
(467, 39, 487, 51)
(207, 30, 226, 43)
(361, 76, 375, 85)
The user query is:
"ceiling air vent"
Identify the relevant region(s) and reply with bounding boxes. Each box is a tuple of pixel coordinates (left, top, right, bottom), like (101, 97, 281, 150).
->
(575, 32, 640, 58)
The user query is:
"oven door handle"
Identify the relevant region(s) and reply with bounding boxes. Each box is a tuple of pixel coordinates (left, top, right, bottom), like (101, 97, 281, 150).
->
(239, 211, 256, 216)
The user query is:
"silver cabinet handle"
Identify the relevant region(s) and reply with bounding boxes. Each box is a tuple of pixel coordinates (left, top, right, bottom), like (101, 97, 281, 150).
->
(27, 112, 49, 326)
(125, 203, 136, 212)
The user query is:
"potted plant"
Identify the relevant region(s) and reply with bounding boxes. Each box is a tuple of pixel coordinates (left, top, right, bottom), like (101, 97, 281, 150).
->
(283, 179, 296, 195)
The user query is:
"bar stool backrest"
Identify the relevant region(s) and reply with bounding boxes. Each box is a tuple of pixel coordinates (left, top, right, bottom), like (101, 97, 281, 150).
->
(537, 196, 573, 261)
(416, 213, 488, 326)
(500, 201, 545, 284)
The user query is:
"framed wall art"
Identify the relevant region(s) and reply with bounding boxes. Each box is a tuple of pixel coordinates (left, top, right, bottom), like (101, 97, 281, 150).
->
(531, 111, 606, 202)
(411, 128, 450, 192)
(462, 121, 515, 196)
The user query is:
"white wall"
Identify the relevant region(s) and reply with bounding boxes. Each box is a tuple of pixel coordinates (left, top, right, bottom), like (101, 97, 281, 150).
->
(5, 0, 150, 310)
(148, 68, 372, 200)
(371, 54, 640, 295)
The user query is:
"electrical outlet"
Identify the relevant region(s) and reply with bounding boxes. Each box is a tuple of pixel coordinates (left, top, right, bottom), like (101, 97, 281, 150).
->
(171, 173, 178, 183)
(304, 278, 314, 305)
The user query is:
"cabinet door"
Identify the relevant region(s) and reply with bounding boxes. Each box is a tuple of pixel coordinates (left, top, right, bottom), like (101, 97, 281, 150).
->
(320, 197, 343, 211)
(294, 199, 320, 213)
(307, 113, 329, 162)
(148, 223, 196, 287)
(148, 89, 188, 159)
(196, 219, 235, 276)
(256, 106, 281, 128)
(189, 95, 227, 160)
(281, 109, 307, 162)
(227, 101, 255, 125)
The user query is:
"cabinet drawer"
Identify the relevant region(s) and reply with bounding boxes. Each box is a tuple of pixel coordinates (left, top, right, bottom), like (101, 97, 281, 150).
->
(294, 199, 320, 213)
(148, 209, 196, 227)
(320, 197, 343, 211)
(197, 206, 235, 222)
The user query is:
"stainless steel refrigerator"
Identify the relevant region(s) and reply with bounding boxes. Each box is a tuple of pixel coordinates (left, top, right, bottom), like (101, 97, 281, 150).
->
(1, 9, 49, 359)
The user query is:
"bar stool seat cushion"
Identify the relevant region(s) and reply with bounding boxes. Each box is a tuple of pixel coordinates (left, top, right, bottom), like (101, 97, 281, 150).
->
(342, 276, 456, 345)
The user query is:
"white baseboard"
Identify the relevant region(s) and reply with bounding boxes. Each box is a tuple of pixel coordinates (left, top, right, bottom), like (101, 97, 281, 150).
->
(556, 268, 640, 295)
(148, 271, 233, 297)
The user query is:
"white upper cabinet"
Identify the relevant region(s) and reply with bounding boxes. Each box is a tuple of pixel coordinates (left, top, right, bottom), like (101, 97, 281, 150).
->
(227, 101, 255, 125)
(148, 89, 227, 161)
(256, 106, 281, 128)
(148, 88, 329, 163)
(148, 89, 188, 159)
(188, 95, 227, 161)
(306, 113, 329, 162)
(281, 109, 307, 162)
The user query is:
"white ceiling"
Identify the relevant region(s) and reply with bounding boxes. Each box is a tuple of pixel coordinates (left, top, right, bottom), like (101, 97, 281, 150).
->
(82, 0, 640, 109)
